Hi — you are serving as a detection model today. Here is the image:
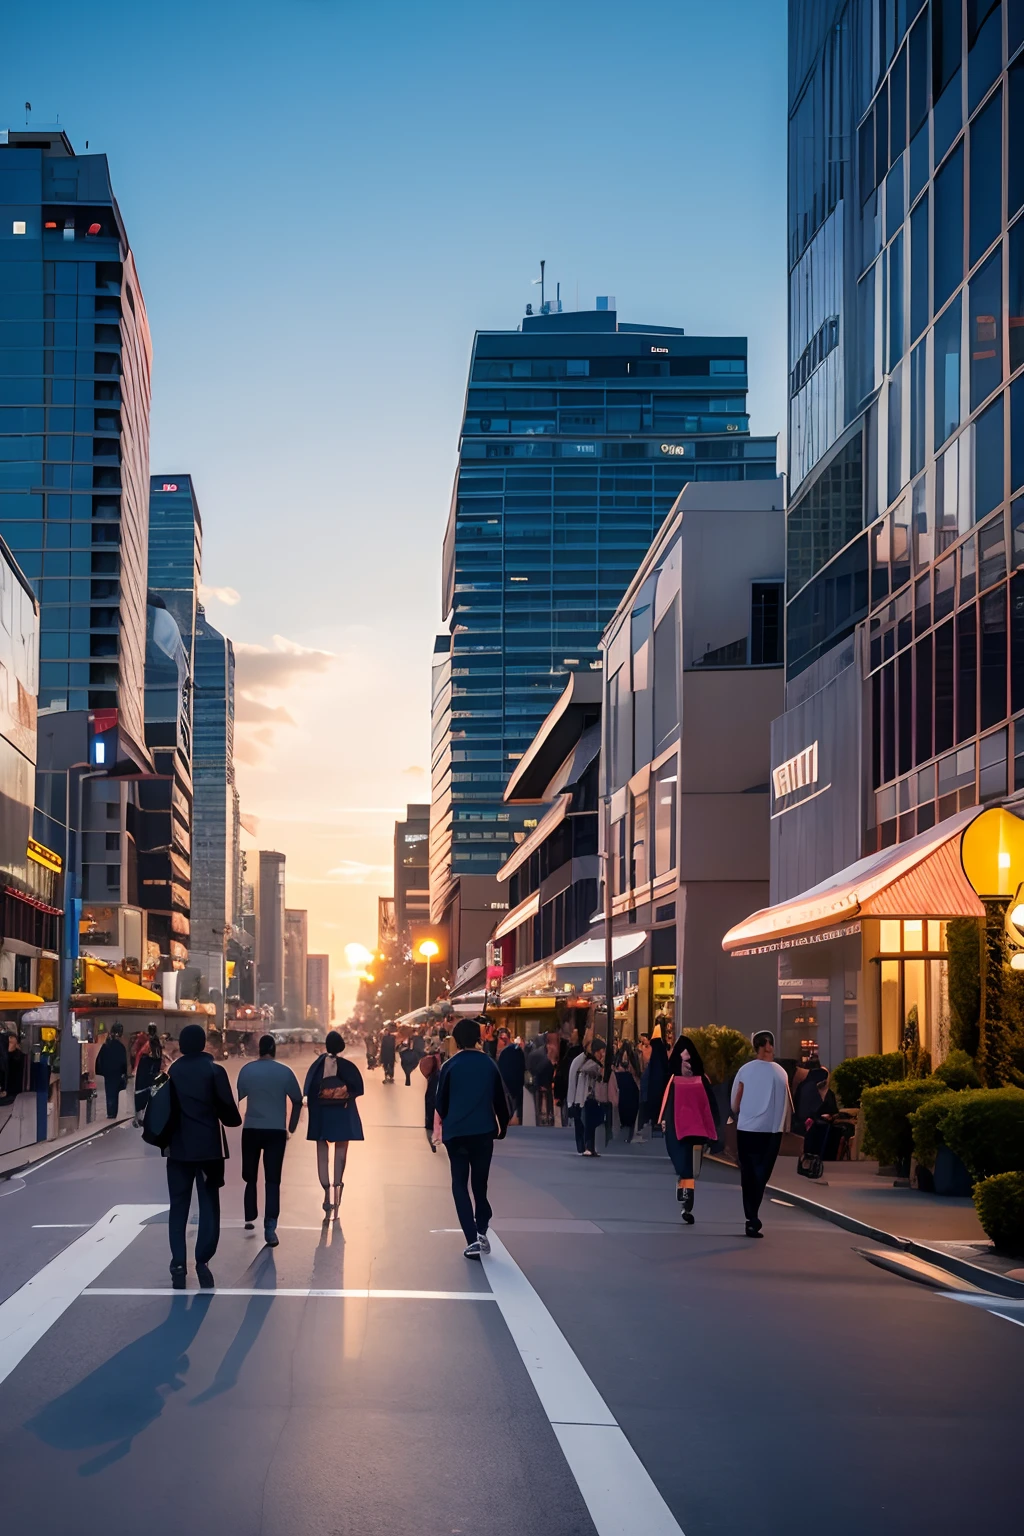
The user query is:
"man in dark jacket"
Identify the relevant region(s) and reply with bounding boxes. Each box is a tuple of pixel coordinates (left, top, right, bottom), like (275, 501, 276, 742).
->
(95, 1024, 128, 1118)
(165, 1023, 241, 1288)
(435, 1016, 509, 1260)
(380, 1027, 396, 1083)
(496, 1030, 525, 1123)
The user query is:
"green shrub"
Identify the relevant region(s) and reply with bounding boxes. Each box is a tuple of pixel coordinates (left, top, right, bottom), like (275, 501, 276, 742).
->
(861, 1078, 950, 1167)
(685, 1026, 753, 1085)
(939, 1086, 1024, 1180)
(909, 1090, 963, 1170)
(932, 1049, 982, 1091)
(831, 1052, 905, 1108)
(974, 1171, 1024, 1258)
(947, 916, 981, 1056)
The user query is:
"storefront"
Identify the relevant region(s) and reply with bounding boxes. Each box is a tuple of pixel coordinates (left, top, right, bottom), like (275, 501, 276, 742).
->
(722, 805, 1024, 1068)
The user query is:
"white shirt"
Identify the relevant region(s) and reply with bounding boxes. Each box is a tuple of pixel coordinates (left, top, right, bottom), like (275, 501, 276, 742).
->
(731, 1059, 793, 1133)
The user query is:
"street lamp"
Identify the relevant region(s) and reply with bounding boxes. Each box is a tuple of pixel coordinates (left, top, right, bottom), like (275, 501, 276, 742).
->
(417, 939, 439, 1008)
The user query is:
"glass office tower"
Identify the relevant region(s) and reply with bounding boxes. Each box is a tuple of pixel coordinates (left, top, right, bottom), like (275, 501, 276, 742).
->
(190, 607, 235, 983)
(431, 302, 777, 964)
(765, 1, 1024, 1065)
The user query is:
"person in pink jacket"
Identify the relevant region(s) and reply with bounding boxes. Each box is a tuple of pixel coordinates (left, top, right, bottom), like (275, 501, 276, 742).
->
(658, 1035, 720, 1224)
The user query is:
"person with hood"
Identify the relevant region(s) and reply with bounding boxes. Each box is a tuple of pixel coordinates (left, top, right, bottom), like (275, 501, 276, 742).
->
(657, 1035, 720, 1223)
(133, 1033, 165, 1124)
(380, 1026, 397, 1084)
(435, 1015, 509, 1259)
(303, 1031, 364, 1215)
(610, 1042, 641, 1142)
(165, 1023, 242, 1289)
(644, 1028, 670, 1140)
(95, 1023, 128, 1119)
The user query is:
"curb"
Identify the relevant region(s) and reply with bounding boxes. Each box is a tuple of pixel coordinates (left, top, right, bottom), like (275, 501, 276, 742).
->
(0, 1112, 134, 1181)
(707, 1153, 1024, 1300)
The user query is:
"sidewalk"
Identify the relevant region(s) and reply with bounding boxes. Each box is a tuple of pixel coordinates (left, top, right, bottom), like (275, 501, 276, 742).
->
(0, 1102, 135, 1179)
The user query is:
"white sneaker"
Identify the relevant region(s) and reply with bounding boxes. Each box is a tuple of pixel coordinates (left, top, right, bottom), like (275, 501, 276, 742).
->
(463, 1240, 483, 1260)
(476, 1232, 491, 1255)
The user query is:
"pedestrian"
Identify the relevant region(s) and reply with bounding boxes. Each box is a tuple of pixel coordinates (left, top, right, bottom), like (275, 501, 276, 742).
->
(611, 1042, 641, 1142)
(95, 1023, 128, 1119)
(380, 1026, 396, 1083)
(435, 1015, 509, 1260)
(237, 1033, 303, 1246)
(567, 1038, 606, 1156)
(731, 1030, 794, 1238)
(133, 1034, 165, 1124)
(658, 1036, 720, 1224)
(496, 1028, 525, 1123)
(420, 1044, 441, 1151)
(165, 1023, 242, 1289)
(6, 1031, 25, 1098)
(644, 1028, 669, 1139)
(303, 1030, 364, 1216)
(400, 1037, 418, 1086)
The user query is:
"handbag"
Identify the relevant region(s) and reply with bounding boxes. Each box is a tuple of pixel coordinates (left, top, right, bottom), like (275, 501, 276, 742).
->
(141, 1073, 174, 1149)
(318, 1055, 349, 1103)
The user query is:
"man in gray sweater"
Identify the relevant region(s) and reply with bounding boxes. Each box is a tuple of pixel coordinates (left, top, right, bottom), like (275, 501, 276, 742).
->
(237, 1034, 303, 1247)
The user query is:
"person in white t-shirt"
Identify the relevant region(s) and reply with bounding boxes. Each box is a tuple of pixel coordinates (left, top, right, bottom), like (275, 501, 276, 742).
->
(731, 1031, 794, 1238)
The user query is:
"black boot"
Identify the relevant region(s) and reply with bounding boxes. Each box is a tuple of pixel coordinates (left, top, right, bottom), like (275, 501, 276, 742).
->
(681, 1189, 695, 1225)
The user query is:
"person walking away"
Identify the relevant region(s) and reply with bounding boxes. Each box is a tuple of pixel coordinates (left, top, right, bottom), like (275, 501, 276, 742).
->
(791, 1054, 829, 1131)
(496, 1029, 525, 1124)
(435, 1016, 509, 1259)
(645, 1028, 669, 1139)
(612, 1042, 641, 1142)
(658, 1036, 720, 1223)
(380, 1027, 396, 1084)
(133, 1034, 165, 1124)
(304, 1031, 364, 1215)
(95, 1024, 128, 1119)
(568, 1040, 606, 1156)
(165, 1023, 242, 1289)
(731, 1030, 794, 1238)
(420, 1045, 441, 1151)
(237, 1033, 303, 1246)
(400, 1037, 418, 1086)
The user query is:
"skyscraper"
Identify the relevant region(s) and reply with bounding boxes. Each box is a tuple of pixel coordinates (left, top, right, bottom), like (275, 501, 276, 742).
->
(431, 301, 777, 965)
(1, 126, 154, 955)
(258, 849, 286, 1013)
(284, 907, 308, 1024)
(728, 2, 1024, 1068)
(306, 953, 330, 1030)
(393, 803, 429, 944)
(190, 606, 234, 993)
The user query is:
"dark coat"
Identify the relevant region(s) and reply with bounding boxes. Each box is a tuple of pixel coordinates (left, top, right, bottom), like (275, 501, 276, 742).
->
(166, 1053, 240, 1163)
(380, 1033, 397, 1066)
(95, 1038, 128, 1086)
(303, 1052, 364, 1142)
(497, 1043, 525, 1097)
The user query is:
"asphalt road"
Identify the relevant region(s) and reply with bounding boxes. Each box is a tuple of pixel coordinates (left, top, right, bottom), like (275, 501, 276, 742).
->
(0, 1051, 1019, 1536)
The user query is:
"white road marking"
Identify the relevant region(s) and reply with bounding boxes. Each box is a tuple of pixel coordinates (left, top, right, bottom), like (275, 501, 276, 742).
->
(993, 1311, 1024, 1329)
(770, 1198, 795, 1207)
(0, 1204, 166, 1386)
(84, 1287, 496, 1301)
(482, 1231, 685, 1536)
(32, 1223, 91, 1229)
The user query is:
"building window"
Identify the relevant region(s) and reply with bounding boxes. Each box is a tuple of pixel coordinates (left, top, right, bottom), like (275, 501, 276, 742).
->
(751, 582, 783, 664)
(969, 87, 1003, 268)
(934, 294, 963, 447)
(631, 792, 649, 889)
(933, 143, 964, 315)
(970, 248, 1003, 408)
(653, 761, 677, 877)
(975, 393, 1005, 520)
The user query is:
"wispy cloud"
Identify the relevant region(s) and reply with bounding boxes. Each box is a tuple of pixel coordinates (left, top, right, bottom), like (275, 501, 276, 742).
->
(234, 635, 335, 695)
(235, 697, 296, 726)
(199, 583, 241, 607)
(286, 860, 392, 886)
(239, 812, 260, 836)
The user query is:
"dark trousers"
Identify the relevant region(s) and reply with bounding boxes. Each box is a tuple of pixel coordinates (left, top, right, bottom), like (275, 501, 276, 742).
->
(570, 1104, 585, 1153)
(445, 1132, 494, 1244)
(736, 1130, 782, 1228)
(241, 1128, 287, 1224)
(167, 1158, 224, 1268)
(102, 1076, 122, 1118)
(583, 1099, 603, 1153)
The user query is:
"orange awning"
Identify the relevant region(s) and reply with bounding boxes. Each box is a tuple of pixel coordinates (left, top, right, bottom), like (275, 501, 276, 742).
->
(722, 805, 1006, 956)
(82, 961, 162, 1005)
(0, 991, 45, 1009)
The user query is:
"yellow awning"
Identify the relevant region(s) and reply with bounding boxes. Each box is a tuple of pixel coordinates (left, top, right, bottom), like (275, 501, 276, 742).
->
(721, 805, 1023, 956)
(0, 991, 45, 1008)
(82, 961, 162, 1005)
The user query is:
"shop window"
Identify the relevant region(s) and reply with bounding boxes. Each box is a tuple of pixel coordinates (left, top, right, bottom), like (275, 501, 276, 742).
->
(904, 919, 924, 952)
(880, 920, 902, 953)
(881, 959, 901, 1051)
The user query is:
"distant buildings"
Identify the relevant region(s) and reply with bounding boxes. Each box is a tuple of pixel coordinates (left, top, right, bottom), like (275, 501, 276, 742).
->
(393, 804, 429, 944)
(306, 953, 330, 1029)
(284, 907, 307, 1024)
(190, 607, 235, 997)
(430, 300, 777, 974)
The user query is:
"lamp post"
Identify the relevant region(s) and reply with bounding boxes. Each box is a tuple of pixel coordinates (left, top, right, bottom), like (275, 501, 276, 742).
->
(417, 939, 439, 1008)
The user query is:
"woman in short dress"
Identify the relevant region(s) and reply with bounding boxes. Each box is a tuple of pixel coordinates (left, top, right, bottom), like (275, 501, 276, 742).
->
(303, 1031, 364, 1215)
(658, 1035, 720, 1224)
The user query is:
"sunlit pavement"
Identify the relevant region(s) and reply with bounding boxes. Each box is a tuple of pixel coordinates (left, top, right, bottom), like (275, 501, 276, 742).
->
(0, 1053, 1020, 1536)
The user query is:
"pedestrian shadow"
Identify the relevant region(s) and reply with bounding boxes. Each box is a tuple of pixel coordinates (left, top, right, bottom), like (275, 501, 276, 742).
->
(25, 1294, 213, 1476)
(188, 1252, 277, 1405)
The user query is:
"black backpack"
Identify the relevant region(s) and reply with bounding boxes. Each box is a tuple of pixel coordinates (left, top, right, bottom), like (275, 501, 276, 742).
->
(141, 1074, 175, 1149)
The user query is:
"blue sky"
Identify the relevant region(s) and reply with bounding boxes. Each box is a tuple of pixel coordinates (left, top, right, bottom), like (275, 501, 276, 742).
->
(2, 0, 788, 1001)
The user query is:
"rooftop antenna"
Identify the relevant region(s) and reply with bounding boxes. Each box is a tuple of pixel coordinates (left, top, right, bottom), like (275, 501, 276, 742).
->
(531, 258, 546, 312)
(24, 101, 31, 126)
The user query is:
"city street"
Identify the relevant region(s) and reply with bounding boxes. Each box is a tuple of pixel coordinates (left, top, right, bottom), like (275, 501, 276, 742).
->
(0, 1055, 1020, 1536)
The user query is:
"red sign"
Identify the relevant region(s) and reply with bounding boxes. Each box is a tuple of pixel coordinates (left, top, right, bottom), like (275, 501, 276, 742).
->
(160, 483, 178, 492)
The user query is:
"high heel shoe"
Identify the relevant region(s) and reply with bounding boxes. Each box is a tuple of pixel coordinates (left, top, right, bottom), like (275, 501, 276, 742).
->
(322, 1189, 332, 1215)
